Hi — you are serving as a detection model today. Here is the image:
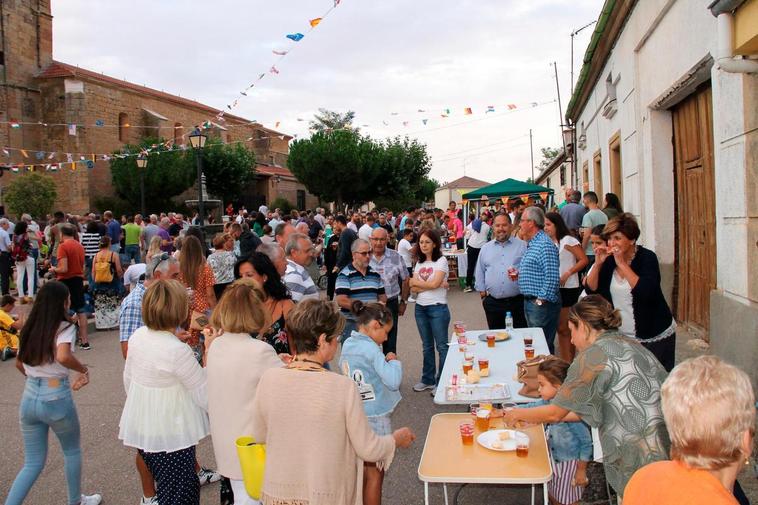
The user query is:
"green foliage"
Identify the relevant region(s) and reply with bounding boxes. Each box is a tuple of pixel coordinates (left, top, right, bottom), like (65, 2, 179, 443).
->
(201, 139, 256, 204)
(288, 130, 432, 208)
(270, 197, 294, 215)
(309, 108, 358, 133)
(109, 138, 195, 214)
(3, 172, 58, 219)
(538, 147, 561, 170)
(92, 196, 132, 217)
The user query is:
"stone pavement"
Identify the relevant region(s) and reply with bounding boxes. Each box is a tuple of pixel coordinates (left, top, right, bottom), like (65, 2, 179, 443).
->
(0, 288, 755, 505)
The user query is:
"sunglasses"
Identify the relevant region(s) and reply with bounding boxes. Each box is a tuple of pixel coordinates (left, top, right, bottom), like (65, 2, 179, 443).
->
(354, 251, 370, 256)
(151, 252, 171, 276)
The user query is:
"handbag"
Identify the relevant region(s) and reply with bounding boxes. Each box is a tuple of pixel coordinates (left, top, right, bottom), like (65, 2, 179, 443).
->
(516, 355, 549, 398)
(236, 436, 266, 500)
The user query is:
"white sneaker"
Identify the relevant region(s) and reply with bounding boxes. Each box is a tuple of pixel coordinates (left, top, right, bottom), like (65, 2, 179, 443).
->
(80, 494, 102, 505)
(197, 467, 221, 486)
(407, 296, 416, 303)
(140, 496, 158, 505)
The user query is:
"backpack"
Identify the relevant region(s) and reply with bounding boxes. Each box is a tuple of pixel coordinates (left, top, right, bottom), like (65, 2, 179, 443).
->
(10, 236, 29, 262)
(93, 252, 115, 283)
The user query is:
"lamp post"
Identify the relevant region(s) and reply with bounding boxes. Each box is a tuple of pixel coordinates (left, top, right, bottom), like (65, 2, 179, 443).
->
(188, 128, 208, 226)
(136, 155, 147, 217)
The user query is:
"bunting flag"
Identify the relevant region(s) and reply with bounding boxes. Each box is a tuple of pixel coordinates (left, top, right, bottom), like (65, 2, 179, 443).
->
(68, 124, 77, 136)
(422, 119, 428, 125)
(464, 108, 473, 115)
(309, 18, 322, 27)
(66, 153, 73, 162)
(275, 121, 281, 128)
(35, 151, 45, 160)
(48, 152, 56, 159)
(20, 149, 29, 158)
(270, 66, 280, 74)
(486, 105, 495, 113)
(507, 104, 517, 110)
(272, 50, 288, 56)
(286, 33, 305, 42)
(417, 109, 426, 113)
(95, 119, 104, 127)
(2, 148, 9, 156)
(335, 0, 341, 5)
(402, 121, 409, 127)
(10, 121, 21, 129)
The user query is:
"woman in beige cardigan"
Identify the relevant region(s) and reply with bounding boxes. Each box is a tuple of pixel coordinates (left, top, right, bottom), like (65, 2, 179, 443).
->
(206, 280, 285, 505)
(252, 299, 415, 505)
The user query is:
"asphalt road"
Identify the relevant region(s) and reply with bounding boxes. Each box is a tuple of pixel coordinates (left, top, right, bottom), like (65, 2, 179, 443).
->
(1, 288, 755, 505)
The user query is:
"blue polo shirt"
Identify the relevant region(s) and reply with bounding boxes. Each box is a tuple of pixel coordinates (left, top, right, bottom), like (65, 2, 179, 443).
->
(335, 263, 385, 321)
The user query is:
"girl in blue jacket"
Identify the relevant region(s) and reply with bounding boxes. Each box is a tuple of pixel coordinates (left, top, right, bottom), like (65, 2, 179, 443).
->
(339, 300, 402, 505)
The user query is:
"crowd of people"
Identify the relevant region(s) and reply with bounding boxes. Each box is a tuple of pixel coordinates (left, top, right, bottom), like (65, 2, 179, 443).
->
(2, 193, 754, 505)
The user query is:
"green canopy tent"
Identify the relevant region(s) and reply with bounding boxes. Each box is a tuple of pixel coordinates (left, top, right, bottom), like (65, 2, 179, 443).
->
(461, 178, 553, 201)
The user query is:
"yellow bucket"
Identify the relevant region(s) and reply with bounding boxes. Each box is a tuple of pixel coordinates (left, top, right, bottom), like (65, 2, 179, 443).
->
(235, 436, 266, 500)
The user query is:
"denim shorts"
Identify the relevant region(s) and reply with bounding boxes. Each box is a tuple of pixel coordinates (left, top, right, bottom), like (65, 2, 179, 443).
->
(367, 415, 393, 436)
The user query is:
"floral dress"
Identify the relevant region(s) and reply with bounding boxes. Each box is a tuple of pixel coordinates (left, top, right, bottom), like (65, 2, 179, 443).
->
(552, 330, 670, 495)
(256, 298, 294, 355)
(180, 263, 216, 351)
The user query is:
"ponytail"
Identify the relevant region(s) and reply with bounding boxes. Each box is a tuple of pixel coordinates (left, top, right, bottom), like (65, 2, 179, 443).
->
(351, 300, 393, 327)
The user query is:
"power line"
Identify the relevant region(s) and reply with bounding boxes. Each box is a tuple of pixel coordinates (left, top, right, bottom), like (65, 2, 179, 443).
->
(433, 142, 530, 163)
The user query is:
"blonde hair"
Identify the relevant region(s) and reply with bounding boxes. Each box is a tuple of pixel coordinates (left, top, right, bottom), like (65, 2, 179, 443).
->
(146, 235, 162, 262)
(142, 279, 189, 331)
(567, 295, 622, 331)
(179, 235, 205, 288)
(209, 278, 270, 334)
(662, 355, 755, 470)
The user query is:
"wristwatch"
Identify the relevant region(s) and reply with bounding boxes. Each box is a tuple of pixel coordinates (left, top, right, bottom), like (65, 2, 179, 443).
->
(535, 298, 544, 306)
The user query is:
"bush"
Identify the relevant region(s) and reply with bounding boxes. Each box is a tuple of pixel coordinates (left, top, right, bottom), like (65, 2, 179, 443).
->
(270, 197, 294, 214)
(3, 173, 58, 219)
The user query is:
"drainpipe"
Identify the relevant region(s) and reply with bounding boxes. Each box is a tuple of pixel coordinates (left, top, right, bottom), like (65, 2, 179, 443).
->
(710, 1, 758, 73)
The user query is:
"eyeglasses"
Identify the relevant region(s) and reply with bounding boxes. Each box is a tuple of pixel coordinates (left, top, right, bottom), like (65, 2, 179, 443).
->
(355, 251, 370, 256)
(370, 237, 387, 242)
(151, 252, 170, 276)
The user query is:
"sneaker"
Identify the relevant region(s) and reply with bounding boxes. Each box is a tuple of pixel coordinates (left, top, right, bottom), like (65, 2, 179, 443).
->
(197, 467, 221, 486)
(407, 296, 416, 303)
(431, 386, 437, 396)
(80, 494, 102, 505)
(2, 347, 16, 361)
(141, 496, 158, 505)
(413, 382, 435, 392)
(462, 287, 473, 293)
(79, 342, 92, 350)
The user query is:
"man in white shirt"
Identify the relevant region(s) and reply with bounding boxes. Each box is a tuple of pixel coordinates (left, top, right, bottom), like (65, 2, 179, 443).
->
(283, 233, 320, 302)
(358, 215, 376, 241)
(347, 212, 361, 233)
(464, 211, 491, 292)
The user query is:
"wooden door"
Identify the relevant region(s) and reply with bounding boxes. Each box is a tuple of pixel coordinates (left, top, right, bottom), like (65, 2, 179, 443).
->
(593, 151, 603, 195)
(672, 84, 716, 335)
(609, 132, 622, 201)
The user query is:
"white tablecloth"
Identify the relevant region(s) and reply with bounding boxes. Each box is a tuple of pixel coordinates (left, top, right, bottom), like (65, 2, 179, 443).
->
(433, 327, 549, 405)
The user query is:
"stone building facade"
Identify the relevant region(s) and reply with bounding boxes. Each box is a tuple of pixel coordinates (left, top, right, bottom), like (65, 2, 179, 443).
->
(0, 0, 317, 215)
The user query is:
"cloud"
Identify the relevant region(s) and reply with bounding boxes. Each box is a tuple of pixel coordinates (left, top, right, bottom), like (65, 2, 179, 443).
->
(51, 0, 603, 185)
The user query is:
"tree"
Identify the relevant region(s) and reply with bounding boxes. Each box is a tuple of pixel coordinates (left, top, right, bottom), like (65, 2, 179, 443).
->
(3, 172, 57, 219)
(110, 138, 195, 214)
(202, 139, 256, 205)
(309, 108, 358, 133)
(537, 146, 561, 170)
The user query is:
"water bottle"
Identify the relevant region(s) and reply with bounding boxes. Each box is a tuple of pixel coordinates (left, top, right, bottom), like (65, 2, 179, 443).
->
(505, 311, 514, 331)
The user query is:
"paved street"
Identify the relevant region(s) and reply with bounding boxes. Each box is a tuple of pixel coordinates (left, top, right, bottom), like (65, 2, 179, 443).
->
(1, 288, 755, 505)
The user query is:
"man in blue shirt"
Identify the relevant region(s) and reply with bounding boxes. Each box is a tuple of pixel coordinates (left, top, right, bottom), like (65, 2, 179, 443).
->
(516, 207, 561, 352)
(474, 214, 528, 330)
(104, 210, 122, 253)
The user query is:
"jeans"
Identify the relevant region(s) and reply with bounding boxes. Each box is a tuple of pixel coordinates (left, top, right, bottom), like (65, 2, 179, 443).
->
(6, 377, 82, 505)
(523, 298, 561, 354)
(124, 244, 141, 265)
(110, 244, 121, 254)
(382, 297, 400, 355)
(414, 303, 451, 385)
(340, 318, 357, 344)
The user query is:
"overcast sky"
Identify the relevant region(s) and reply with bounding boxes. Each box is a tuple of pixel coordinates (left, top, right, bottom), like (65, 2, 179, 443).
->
(52, 0, 603, 186)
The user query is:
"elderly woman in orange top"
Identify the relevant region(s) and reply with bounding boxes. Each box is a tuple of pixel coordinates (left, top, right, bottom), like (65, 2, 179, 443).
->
(624, 355, 755, 505)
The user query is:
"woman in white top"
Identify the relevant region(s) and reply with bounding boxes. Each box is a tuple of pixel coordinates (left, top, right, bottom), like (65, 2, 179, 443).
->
(7, 281, 101, 505)
(463, 211, 491, 292)
(206, 279, 285, 505)
(409, 229, 450, 393)
(119, 279, 209, 505)
(544, 212, 588, 362)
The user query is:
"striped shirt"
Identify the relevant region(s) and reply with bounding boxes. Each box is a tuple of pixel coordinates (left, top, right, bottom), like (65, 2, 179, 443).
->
(80, 232, 101, 258)
(517, 230, 560, 303)
(284, 259, 319, 303)
(335, 263, 385, 320)
(369, 248, 408, 300)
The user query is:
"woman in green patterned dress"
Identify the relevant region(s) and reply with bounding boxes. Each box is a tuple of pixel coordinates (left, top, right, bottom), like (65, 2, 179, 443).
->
(503, 295, 670, 498)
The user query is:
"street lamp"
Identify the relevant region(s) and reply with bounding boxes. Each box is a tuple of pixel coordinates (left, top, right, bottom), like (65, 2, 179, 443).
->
(136, 155, 148, 217)
(189, 128, 208, 227)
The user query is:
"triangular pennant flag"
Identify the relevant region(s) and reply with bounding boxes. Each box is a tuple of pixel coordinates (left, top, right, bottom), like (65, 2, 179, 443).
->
(2, 148, 9, 156)
(275, 121, 281, 128)
(35, 151, 45, 160)
(272, 50, 288, 56)
(10, 121, 21, 129)
(20, 149, 29, 158)
(66, 153, 73, 162)
(464, 107, 473, 115)
(530, 102, 539, 107)
(334, 0, 341, 5)
(309, 18, 322, 28)
(507, 104, 517, 110)
(95, 119, 104, 127)
(68, 124, 77, 136)
(286, 33, 304, 42)
(486, 105, 495, 113)
(48, 152, 56, 159)
(422, 119, 428, 125)
(270, 66, 280, 74)
(402, 121, 409, 127)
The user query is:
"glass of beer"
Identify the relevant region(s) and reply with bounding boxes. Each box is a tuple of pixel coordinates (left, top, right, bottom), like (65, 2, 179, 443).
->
(464, 351, 474, 361)
(459, 421, 474, 445)
(454, 321, 466, 336)
(462, 360, 474, 375)
(486, 333, 496, 347)
(475, 408, 491, 431)
(515, 433, 530, 457)
(478, 357, 490, 376)
(459, 343, 467, 353)
(523, 336, 533, 346)
(524, 345, 535, 359)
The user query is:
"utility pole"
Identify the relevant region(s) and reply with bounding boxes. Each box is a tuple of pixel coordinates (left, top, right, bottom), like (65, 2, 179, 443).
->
(529, 129, 534, 183)
(570, 20, 597, 96)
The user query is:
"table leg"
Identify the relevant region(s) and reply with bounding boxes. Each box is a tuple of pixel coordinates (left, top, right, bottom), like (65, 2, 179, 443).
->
(543, 483, 548, 504)
(443, 483, 449, 505)
(531, 484, 535, 505)
(424, 482, 429, 505)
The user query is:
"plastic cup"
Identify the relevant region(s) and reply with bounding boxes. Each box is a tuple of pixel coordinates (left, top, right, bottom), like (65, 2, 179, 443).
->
(457, 334, 467, 346)
(507, 266, 518, 281)
(524, 345, 535, 359)
(478, 358, 490, 376)
(515, 433, 530, 457)
(459, 422, 474, 445)
(464, 351, 474, 361)
(523, 336, 533, 346)
(475, 408, 491, 431)
(486, 334, 496, 347)
(462, 360, 474, 375)
(459, 343, 467, 353)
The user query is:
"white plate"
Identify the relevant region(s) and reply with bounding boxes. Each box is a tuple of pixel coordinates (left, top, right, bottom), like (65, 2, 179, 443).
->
(476, 429, 528, 452)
